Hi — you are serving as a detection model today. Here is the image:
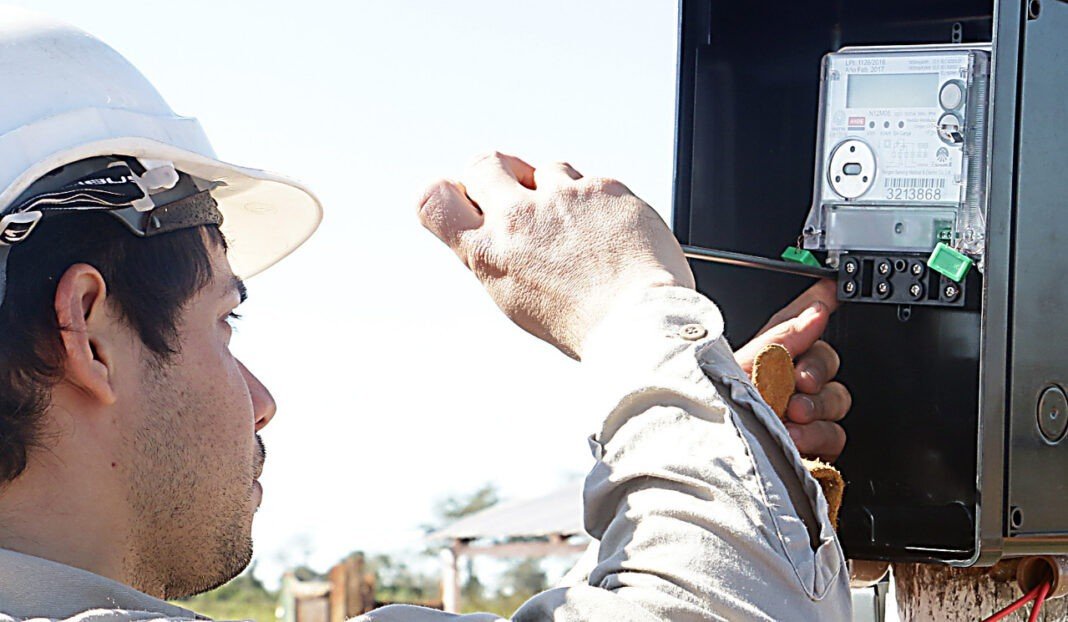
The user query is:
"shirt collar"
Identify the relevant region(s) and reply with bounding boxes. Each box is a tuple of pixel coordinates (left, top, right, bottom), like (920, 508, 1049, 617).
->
(0, 547, 208, 619)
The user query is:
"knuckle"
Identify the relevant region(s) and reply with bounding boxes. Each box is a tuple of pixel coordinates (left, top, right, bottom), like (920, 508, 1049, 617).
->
(416, 182, 452, 228)
(421, 178, 450, 194)
(471, 150, 505, 166)
(418, 179, 453, 212)
(581, 176, 626, 196)
(556, 161, 582, 179)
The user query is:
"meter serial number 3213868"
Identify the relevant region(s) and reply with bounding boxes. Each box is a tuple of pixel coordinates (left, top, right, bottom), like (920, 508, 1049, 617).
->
(885, 187, 943, 201)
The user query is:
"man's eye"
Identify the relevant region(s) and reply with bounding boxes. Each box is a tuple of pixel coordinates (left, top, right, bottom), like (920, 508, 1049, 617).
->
(225, 311, 242, 328)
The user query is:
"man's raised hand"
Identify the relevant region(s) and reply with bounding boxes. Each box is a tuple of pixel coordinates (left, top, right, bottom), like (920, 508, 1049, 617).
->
(418, 153, 694, 359)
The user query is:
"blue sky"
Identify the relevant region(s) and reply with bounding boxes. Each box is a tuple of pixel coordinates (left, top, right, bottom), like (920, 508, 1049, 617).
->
(10, 1, 681, 584)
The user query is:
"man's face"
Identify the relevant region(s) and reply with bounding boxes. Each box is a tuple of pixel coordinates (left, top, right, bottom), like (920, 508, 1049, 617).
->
(119, 240, 275, 599)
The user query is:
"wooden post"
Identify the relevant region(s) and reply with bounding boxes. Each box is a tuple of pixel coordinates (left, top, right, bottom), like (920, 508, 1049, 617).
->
(350, 555, 369, 615)
(330, 554, 372, 622)
(440, 542, 462, 613)
(361, 571, 376, 613)
(328, 562, 347, 622)
(893, 562, 1068, 620)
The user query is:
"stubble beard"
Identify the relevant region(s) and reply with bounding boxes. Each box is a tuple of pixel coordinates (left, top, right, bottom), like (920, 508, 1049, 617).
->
(124, 357, 255, 600)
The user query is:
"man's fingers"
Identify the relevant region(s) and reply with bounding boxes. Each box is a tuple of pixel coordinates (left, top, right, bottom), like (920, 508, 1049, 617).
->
(735, 300, 832, 373)
(786, 381, 851, 424)
(757, 279, 839, 335)
(794, 340, 841, 394)
(417, 179, 484, 261)
(786, 420, 847, 462)
(534, 161, 584, 188)
(461, 152, 536, 211)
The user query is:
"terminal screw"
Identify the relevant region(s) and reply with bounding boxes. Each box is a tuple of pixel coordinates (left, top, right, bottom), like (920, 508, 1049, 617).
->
(911, 262, 924, 276)
(844, 260, 857, 275)
(909, 283, 924, 300)
(877, 261, 892, 276)
(876, 282, 892, 298)
(943, 284, 960, 300)
(842, 280, 857, 297)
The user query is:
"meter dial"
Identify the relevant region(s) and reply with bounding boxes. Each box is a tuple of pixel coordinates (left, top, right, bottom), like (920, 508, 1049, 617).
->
(828, 139, 876, 199)
(937, 113, 964, 145)
(939, 80, 966, 111)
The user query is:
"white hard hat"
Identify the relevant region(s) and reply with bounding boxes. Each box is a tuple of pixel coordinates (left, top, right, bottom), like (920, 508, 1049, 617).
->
(0, 6, 322, 281)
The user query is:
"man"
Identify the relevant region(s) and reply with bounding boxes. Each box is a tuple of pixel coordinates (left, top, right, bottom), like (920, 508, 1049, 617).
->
(0, 8, 852, 622)
(0, 7, 321, 614)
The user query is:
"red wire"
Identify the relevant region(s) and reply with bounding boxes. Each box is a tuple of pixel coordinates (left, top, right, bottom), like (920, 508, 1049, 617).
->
(982, 584, 1041, 622)
(1027, 581, 1051, 622)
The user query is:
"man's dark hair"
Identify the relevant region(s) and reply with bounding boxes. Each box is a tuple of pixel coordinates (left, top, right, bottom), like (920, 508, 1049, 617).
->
(0, 213, 224, 484)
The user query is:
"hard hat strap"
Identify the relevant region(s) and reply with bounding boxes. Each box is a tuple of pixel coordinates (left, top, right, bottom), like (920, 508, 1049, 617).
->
(0, 157, 225, 309)
(108, 190, 222, 238)
(2, 158, 223, 239)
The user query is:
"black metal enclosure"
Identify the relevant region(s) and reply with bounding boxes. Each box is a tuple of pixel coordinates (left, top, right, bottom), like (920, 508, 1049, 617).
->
(673, 0, 1068, 565)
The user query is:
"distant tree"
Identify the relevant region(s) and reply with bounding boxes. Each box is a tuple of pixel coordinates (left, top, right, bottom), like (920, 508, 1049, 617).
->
(434, 483, 500, 523)
(291, 564, 325, 582)
(421, 482, 501, 607)
(501, 558, 548, 597)
(455, 558, 550, 616)
(365, 551, 439, 604)
(461, 558, 485, 602)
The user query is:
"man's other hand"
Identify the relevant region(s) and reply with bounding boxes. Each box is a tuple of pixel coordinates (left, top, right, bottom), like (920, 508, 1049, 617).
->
(734, 280, 851, 462)
(418, 153, 694, 359)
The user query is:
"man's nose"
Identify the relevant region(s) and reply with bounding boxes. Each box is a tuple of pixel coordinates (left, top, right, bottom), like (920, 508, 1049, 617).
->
(238, 359, 277, 431)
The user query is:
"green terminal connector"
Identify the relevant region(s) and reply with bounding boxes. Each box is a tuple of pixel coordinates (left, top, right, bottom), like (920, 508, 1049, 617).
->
(781, 246, 821, 268)
(937, 227, 953, 243)
(927, 242, 973, 282)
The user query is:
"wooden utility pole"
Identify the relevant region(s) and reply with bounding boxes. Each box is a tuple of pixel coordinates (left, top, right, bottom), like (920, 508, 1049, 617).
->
(893, 563, 1067, 620)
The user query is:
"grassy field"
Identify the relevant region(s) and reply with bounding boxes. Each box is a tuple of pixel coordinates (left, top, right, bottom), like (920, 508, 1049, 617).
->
(170, 571, 278, 621)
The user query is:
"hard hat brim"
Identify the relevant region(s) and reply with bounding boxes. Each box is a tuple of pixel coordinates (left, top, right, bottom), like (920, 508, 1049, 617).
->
(0, 136, 322, 279)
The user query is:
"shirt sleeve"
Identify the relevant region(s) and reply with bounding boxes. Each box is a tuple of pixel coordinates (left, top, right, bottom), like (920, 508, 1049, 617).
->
(517, 286, 851, 622)
(357, 286, 850, 622)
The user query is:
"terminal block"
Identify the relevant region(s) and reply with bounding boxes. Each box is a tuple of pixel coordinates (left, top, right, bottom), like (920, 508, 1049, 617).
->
(836, 253, 973, 308)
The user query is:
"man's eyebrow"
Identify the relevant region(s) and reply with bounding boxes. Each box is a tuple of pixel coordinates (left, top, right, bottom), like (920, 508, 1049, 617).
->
(231, 276, 248, 304)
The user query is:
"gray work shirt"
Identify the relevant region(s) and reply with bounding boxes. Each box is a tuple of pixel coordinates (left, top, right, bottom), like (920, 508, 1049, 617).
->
(0, 287, 851, 621)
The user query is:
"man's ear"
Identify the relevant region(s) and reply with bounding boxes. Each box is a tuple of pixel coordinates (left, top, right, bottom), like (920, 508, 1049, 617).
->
(54, 263, 117, 405)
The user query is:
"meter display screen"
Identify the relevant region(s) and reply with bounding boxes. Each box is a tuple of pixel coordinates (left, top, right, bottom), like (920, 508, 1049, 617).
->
(847, 72, 939, 108)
